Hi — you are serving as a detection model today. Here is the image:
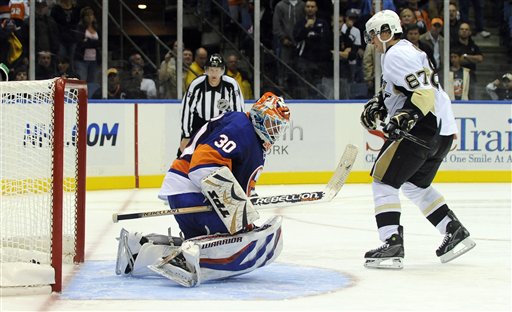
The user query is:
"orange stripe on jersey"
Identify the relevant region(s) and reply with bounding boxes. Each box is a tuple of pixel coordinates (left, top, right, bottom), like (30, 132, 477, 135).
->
(171, 158, 190, 175)
(190, 144, 232, 171)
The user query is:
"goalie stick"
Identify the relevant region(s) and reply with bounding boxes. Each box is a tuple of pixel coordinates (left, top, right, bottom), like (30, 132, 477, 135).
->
(112, 144, 358, 223)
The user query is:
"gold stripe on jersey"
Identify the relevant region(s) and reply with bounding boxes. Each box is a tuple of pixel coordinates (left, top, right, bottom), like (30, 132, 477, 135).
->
(372, 141, 400, 182)
(411, 88, 435, 116)
(421, 196, 446, 217)
(374, 203, 402, 215)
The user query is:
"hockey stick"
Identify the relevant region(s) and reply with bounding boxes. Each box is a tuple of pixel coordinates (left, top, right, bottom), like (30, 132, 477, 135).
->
(112, 144, 358, 223)
(379, 123, 430, 150)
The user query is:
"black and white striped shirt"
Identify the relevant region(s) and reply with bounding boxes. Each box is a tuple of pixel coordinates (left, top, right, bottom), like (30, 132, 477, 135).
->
(180, 74, 245, 138)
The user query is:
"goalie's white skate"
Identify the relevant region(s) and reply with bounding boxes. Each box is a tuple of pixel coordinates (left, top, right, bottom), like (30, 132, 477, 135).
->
(148, 241, 201, 287)
(115, 228, 144, 275)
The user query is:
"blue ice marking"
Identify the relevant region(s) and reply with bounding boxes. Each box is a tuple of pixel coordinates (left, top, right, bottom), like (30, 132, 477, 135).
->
(61, 261, 352, 300)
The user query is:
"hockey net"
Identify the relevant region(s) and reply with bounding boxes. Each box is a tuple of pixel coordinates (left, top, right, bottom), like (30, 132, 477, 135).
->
(0, 78, 87, 294)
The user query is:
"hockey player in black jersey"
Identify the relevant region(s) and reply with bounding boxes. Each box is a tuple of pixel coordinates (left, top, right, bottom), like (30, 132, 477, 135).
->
(360, 10, 475, 269)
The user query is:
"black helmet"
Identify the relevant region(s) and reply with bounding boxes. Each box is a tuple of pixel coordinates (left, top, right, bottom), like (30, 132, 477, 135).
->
(206, 54, 225, 68)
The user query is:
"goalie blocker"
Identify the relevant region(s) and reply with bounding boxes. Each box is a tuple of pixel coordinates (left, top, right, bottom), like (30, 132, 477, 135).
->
(201, 166, 260, 234)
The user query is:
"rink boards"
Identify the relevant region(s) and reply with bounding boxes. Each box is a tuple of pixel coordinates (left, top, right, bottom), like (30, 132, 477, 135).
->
(81, 100, 512, 189)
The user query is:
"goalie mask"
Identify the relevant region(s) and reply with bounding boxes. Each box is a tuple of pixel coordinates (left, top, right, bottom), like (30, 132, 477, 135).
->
(364, 10, 402, 45)
(250, 92, 290, 151)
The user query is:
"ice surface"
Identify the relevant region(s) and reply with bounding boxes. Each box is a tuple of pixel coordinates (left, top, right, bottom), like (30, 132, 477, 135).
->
(1, 183, 510, 311)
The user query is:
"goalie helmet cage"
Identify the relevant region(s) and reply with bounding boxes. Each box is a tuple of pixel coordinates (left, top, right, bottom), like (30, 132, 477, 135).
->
(0, 78, 87, 294)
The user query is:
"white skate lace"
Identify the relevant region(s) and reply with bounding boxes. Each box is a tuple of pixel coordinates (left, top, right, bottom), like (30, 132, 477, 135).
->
(439, 233, 453, 249)
(369, 243, 390, 253)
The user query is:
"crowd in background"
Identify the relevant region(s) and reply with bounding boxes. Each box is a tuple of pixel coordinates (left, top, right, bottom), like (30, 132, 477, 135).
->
(0, 0, 511, 100)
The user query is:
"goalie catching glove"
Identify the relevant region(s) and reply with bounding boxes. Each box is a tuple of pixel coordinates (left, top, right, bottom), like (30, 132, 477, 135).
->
(361, 93, 387, 130)
(382, 109, 419, 141)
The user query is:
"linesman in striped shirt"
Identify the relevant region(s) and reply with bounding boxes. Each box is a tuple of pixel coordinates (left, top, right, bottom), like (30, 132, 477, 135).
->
(178, 54, 245, 156)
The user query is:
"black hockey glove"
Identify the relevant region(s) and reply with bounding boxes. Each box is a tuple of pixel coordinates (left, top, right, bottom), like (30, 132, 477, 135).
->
(360, 94, 387, 130)
(383, 109, 419, 141)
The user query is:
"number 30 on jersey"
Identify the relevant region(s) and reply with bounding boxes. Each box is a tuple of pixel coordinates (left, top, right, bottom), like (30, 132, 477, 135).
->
(214, 134, 237, 153)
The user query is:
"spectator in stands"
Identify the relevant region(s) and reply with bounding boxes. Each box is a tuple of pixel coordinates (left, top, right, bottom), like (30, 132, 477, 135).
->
(93, 68, 127, 99)
(448, 2, 462, 44)
(362, 43, 375, 96)
(447, 49, 470, 100)
(273, 0, 305, 97)
(8, 0, 28, 27)
(458, 0, 490, 38)
(34, 0, 59, 57)
(181, 48, 193, 88)
(51, 0, 80, 71)
(183, 49, 193, 67)
(359, 0, 396, 30)
(486, 73, 512, 100)
(35, 50, 56, 80)
(124, 64, 157, 99)
(159, 42, 193, 99)
(293, 0, 331, 99)
(420, 17, 445, 72)
(228, 0, 252, 33)
(74, 6, 100, 84)
(340, 9, 364, 83)
(129, 52, 155, 79)
(13, 64, 27, 81)
(226, 53, 253, 99)
(399, 8, 427, 34)
(404, 24, 436, 69)
(184, 47, 207, 90)
(259, 0, 274, 49)
(56, 55, 79, 79)
(425, 0, 443, 20)
(407, 0, 430, 32)
(0, 14, 28, 70)
(451, 22, 483, 99)
(158, 40, 179, 99)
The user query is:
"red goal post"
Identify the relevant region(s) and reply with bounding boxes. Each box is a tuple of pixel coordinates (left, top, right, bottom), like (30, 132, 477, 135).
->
(1, 78, 87, 294)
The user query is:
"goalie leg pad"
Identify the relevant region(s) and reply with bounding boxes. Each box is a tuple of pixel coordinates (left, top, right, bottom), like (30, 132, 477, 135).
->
(149, 216, 283, 286)
(201, 166, 259, 234)
(191, 216, 283, 283)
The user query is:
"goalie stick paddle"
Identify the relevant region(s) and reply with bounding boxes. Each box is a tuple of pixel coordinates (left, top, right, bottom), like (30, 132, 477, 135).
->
(112, 144, 358, 223)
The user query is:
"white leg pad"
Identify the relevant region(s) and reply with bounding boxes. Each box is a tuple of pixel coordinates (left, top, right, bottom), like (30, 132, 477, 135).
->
(192, 215, 283, 283)
(149, 216, 283, 287)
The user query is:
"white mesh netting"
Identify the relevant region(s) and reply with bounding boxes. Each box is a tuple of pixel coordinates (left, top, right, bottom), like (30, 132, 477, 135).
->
(0, 79, 81, 276)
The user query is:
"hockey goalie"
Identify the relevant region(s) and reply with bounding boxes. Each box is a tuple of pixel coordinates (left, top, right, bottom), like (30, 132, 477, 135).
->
(116, 92, 290, 287)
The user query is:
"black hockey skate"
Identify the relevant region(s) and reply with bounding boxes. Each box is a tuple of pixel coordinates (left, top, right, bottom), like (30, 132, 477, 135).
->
(436, 211, 475, 263)
(364, 226, 404, 269)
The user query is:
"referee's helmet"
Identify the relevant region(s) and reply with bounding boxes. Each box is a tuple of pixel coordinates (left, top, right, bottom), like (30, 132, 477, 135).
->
(206, 54, 225, 69)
